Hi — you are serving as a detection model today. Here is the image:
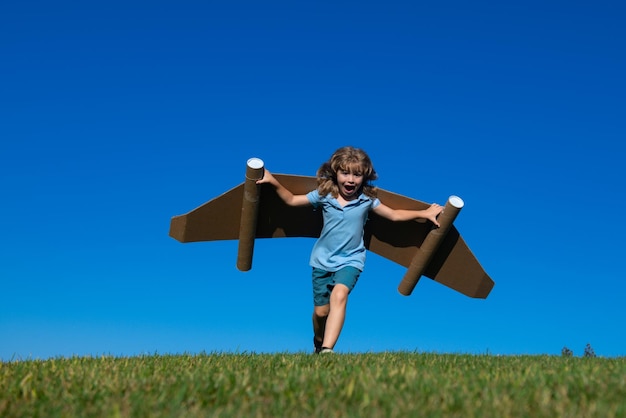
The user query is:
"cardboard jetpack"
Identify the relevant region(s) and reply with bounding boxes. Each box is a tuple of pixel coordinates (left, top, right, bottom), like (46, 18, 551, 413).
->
(169, 158, 494, 299)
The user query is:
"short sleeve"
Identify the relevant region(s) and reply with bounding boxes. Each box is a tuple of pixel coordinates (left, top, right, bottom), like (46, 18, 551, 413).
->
(306, 189, 322, 208)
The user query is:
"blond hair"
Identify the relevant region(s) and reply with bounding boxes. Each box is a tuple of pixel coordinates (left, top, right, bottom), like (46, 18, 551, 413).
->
(316, 146, 378, 198)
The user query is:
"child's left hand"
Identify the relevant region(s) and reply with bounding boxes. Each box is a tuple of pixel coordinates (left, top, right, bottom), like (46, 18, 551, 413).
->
(425, 203, 444, 227)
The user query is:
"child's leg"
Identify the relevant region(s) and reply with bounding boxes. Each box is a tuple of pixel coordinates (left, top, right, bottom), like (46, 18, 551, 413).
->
(312, 305, 329, 348)
(311, 268, 332, 351)
(321, 283, 350, 349)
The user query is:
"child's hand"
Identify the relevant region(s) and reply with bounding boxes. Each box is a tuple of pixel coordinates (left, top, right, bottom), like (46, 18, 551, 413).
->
(256, 169, 274, 185)
(425, 203, 444, 227)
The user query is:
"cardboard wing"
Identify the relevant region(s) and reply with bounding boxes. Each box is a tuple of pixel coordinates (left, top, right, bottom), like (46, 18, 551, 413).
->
(169, 161, 494, 299)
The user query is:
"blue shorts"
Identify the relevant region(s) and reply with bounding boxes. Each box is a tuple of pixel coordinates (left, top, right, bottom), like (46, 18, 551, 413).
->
(312, 266, 361, 306)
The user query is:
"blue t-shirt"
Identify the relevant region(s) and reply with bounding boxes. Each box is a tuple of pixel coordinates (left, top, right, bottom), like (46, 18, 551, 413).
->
(306, 189, 381, 272)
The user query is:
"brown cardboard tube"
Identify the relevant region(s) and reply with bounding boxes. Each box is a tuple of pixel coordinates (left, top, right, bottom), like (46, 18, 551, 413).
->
(397, 196, 464, 296)
(236, 158, 265, 271)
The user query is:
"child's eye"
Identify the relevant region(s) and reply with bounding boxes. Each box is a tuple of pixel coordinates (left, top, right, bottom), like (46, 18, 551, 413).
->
(340, 170, 362, 177)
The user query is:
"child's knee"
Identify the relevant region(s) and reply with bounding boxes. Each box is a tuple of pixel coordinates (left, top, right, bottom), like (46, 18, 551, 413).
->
(330, 284, 349, 303)
(314, 305, 330, 317)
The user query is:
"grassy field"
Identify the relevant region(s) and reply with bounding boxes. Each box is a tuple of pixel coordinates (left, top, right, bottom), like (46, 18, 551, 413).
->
(1, 352, 625, 417)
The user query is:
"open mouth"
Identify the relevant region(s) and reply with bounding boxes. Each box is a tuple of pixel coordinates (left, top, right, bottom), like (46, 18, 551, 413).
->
(343, 184, 356, 194)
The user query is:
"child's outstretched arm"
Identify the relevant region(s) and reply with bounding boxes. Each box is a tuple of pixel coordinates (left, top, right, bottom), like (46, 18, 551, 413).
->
(373, 202, 444, 227)
(256, 169, 311, 207)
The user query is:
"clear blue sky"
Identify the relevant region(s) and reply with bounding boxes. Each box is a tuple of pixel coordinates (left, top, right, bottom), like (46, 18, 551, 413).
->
(2, 1, 625, 360)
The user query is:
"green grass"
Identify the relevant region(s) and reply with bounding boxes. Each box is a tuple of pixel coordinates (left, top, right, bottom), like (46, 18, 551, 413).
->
(2, 352, 625, 417)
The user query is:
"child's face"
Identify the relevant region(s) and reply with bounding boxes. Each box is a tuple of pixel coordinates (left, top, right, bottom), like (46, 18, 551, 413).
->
(336, 168, 364, 200)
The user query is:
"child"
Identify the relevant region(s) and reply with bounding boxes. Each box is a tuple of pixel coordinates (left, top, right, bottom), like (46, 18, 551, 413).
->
(256, 146, 443, 353)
